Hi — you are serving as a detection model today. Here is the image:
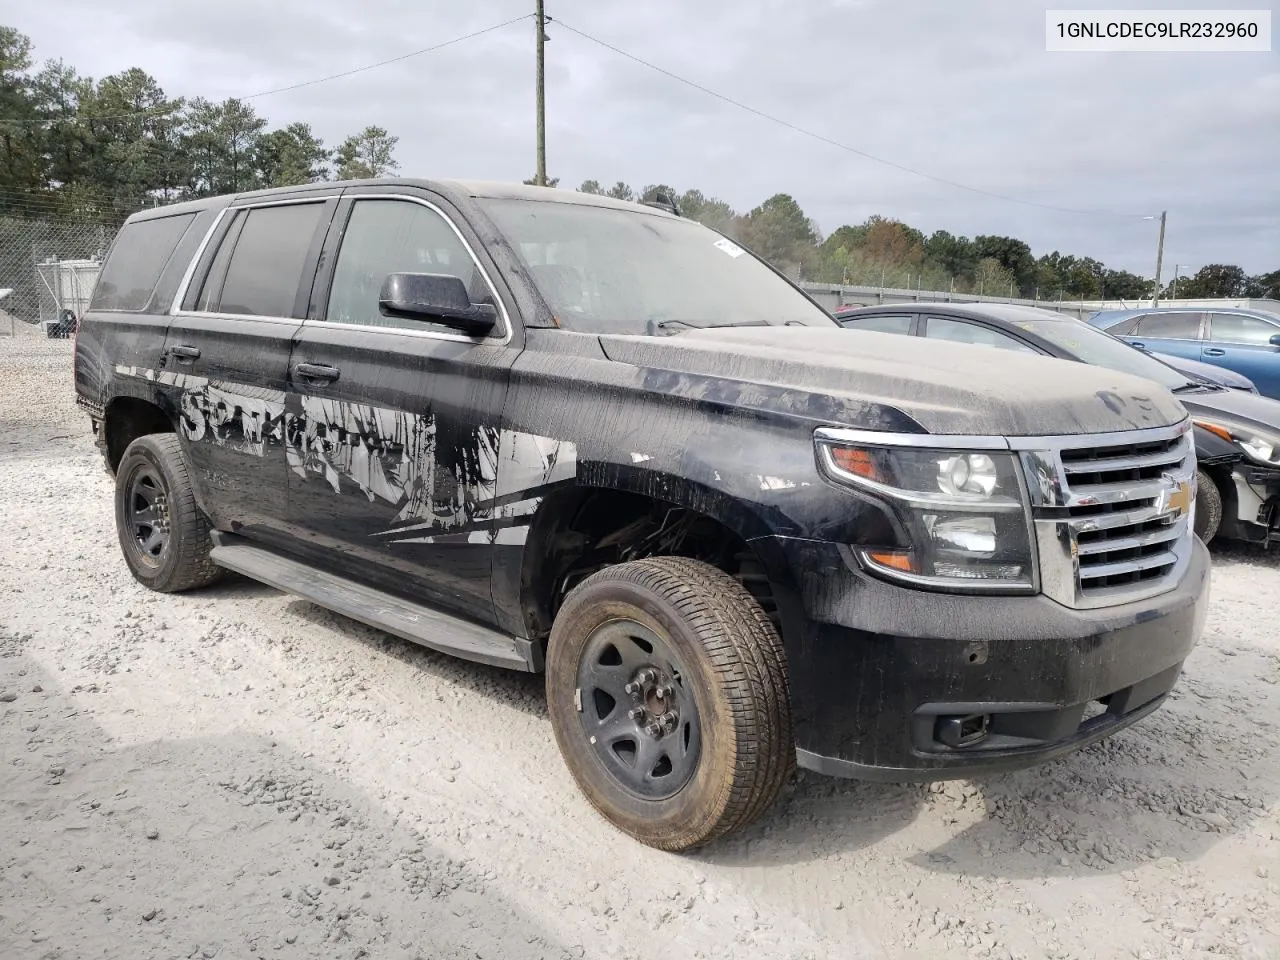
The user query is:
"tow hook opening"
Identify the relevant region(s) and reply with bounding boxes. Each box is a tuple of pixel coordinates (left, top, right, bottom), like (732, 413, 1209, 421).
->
(936, 712, 991, 748)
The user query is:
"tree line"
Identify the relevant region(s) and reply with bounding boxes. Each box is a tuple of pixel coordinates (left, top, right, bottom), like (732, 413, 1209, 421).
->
(1, 23, 1274, 302)
(0, 25, 399, 223)
(576, 180, 1279, 302)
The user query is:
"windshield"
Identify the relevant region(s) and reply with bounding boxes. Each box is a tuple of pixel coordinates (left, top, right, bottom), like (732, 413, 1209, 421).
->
(1015, 319, 1196, 391)
(477, 198, 837, 335)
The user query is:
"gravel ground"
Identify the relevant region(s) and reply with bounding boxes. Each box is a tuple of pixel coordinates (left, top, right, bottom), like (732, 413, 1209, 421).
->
(2, 322, 1278, 960)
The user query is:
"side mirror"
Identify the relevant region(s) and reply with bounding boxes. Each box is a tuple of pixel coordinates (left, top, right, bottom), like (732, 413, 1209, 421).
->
(378, 273, 497, 336)
(1270, 333, 1280, 348)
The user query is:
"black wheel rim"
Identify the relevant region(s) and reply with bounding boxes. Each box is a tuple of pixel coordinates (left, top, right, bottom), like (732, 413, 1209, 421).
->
(575, 618, 701, 801)
(126, 465, 171, 566)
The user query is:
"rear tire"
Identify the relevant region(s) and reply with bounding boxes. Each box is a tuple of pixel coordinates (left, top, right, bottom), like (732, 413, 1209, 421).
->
(114, 433, 224, 593)
(1194, 469, 1222, 545)
(545, 556, 793, 851)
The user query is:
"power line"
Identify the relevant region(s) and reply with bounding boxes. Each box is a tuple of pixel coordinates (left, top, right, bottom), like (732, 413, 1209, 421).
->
(554, 19, 1155, 221)
(0, 14, 533, 128)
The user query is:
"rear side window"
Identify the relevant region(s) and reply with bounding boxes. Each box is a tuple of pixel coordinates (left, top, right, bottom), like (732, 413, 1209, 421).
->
(842, 313, 914, 335)
(91, 213, 197, 311)
(1135, 312, 1201, 339)
(203, 203, 324, 317)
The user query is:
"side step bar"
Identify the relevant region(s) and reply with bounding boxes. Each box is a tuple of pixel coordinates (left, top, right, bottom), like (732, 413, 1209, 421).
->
(209, 532, 540, 672)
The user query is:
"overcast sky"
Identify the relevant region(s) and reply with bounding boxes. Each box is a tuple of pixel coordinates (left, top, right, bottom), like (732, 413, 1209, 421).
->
(12, 0, 1279, 275)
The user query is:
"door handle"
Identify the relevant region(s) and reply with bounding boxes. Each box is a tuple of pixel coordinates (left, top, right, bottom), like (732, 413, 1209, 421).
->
(1204, 348, 1226, 357)
(169, 344, 201, 362)
(1129, 341, 1146, 350)
(293, 362, 340, 383)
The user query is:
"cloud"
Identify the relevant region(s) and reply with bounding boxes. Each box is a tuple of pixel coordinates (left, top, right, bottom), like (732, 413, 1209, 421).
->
(9, 0, 1278, 273)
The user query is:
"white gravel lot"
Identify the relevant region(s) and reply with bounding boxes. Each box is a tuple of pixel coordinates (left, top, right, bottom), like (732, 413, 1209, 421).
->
(1, 322, 1278, 960)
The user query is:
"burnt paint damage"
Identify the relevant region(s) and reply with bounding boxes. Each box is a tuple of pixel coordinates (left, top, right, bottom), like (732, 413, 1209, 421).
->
(116, 365, 579, 547)
(77, 178, 1211, 782)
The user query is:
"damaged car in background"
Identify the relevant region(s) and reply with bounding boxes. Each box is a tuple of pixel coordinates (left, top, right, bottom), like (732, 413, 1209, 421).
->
(76, 179, 1208, 851)
(836, 302, 1280, 547)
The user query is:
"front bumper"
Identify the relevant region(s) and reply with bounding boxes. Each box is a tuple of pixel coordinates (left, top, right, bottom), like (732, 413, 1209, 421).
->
(1229, 465, 1280, 544)
(756, 535, 1211, 782)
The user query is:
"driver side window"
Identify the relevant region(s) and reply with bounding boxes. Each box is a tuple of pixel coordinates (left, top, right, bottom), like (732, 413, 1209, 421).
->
(325, 199, 495, 332)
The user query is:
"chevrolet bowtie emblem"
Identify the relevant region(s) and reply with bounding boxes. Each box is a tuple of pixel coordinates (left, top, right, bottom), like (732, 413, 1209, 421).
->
(1159, 477, 1193, 516)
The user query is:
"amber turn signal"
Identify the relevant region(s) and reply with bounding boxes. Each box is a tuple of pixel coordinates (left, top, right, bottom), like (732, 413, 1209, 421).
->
(829, 446, 880, 482)
(865, 550, 916, 573)
(1194, 420, 1233, 443)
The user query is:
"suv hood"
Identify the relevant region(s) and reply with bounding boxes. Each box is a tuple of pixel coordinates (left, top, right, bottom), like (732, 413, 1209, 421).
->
(599, 326, 1187, 437)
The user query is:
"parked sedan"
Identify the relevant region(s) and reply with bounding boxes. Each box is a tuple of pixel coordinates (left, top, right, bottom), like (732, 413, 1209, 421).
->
(1088, 306, 1280, 401)
(836, 302, 1280, 546)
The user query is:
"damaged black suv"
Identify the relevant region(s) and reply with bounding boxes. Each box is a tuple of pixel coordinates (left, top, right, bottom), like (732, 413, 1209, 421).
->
(75, 180, 1209, 850)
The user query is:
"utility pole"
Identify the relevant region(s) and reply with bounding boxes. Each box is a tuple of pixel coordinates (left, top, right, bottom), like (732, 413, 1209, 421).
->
(534, 0, 547, 186)
(1151, 210, 1167, 306)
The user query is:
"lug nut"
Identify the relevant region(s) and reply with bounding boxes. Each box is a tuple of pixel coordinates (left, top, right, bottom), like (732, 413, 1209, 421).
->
(655, 685, 672, 701)
(628, 707, 646, 721)
(644, 722, 662, 737)
(624, 681, 639, 695)
(660, 711, 678, 733)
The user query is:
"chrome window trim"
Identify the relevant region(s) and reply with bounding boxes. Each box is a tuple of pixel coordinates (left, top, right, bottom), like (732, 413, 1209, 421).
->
(168, 313, 303, 328)
(304, 193, 514, 347)
(169, 196, 341, 318)
(168, 205, 230, 315)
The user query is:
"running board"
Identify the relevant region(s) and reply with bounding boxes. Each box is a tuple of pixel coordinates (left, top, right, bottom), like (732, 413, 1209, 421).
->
(208, 533, 539, 672)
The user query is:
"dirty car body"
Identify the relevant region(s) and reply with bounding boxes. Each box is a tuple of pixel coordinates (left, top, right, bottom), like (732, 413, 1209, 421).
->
(836, 301, 1280, 549)
(76, 180, 1209, 842)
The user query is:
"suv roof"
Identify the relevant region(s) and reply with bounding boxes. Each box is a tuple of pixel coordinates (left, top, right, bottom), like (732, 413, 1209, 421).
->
(121, 178, 680, 224)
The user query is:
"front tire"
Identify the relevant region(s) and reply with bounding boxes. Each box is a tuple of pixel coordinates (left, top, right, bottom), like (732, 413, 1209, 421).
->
(545, 556, 793, 851)
(1194, 469, 1222, 545)
(114, 433, 224, 593)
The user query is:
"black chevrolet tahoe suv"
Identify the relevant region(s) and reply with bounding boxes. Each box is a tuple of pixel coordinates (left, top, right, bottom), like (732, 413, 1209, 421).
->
(75, 179, 1210, 851)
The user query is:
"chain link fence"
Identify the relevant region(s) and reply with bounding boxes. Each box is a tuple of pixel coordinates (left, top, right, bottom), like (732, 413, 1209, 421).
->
(0, 216, 110, 338)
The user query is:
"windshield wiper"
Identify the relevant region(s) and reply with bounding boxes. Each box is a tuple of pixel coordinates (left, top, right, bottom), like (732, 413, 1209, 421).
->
(652, 319, 774, 332)
(1172, 381, 1218, 394)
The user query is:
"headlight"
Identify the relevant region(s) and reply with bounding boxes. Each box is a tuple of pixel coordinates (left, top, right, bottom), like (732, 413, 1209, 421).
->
(1195, 420, 1280, 467)
(1239, 436, 1279, 466)
(815, 433, 1036, 592)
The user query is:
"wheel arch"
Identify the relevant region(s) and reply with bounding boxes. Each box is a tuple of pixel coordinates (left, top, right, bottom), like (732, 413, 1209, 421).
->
(103, 396, 177, 472)
(516, 478, 800, 656)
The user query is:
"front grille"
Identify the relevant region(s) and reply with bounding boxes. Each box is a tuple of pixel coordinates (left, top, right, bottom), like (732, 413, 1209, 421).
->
(1016, 423, 1196, 610)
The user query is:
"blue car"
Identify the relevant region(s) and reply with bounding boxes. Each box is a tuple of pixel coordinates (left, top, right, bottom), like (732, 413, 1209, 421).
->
(1089, 307, 1280, 401)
